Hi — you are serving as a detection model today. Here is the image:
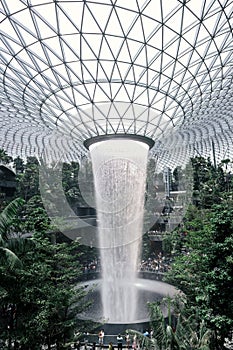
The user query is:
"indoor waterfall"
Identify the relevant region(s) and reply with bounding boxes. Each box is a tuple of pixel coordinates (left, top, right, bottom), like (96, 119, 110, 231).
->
(89, 138, 149, 323)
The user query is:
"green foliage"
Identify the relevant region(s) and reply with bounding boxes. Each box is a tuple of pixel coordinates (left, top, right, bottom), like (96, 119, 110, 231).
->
(191, 157, 226, 208)
(0, 198, 25, 269)
(62, 161, 83, 209)
(0, 232, 90, 349)
(161, 157, 233, 348)
(16, 157, 40, 201)
(128, 296, 214, 350)
(13, 156, 24, 174)
(0, 152, 95, 348)
(165, 203, 233, 348)
(1, 150, 233, 349)
(22, 195, 51, 233)
(0, 149, 13, 164)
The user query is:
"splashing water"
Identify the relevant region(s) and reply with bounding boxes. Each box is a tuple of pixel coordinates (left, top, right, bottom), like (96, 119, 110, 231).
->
(89, 138, 149, 323)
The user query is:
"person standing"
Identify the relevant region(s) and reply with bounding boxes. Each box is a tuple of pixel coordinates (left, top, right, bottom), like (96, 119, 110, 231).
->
(108, 342, 114, 350)
(125, 331, 130, 349)
(132, 334, 137, 349)
(117, 334, 123, 350)
(98, 329, 105, 348)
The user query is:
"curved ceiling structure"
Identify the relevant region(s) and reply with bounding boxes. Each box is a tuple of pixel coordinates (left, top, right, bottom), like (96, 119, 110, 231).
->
(0, 0, 233, 168)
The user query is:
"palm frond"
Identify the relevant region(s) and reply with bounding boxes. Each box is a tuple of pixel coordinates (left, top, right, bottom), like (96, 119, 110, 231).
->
(199, 321, 214, 348)
(0, 198, 24, 240)
(127, 329, 156, 350)
(0, 246, 21, 268)
(149, 302, 167, 348)
(7, 237, 34, 253)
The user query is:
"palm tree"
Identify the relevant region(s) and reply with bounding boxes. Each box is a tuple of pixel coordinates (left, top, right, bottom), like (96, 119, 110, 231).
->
(175, 316, 213, 350)
(0, 198, 25, 268)
(148, 298, 178, 350)
(147, 296, 214, 350)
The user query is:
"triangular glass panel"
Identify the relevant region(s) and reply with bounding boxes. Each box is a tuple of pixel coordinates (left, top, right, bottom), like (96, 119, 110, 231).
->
(117, 41, 131, 64)
(43, 37, 63, 64)
(147, 29, 163, 51)
(114, 0, 138, 12)
(4, 1, 26, 13)
(114, 83, 131, 102)
(56, 2, 84, 32)
(99, 37, 115, 61)
(202, 0, 221, 18)
(79, 82, 96, 102)
(0, 20, 22, 46)
(142, 0, 161, 20)
(80, 60, 97, 82)
(86, 3, 113, 34)
(61, 34, 81, 60)
(114, 6, 138, 35)
(181, 6, 198, 31)
(133, 48, 148, 70)
(56, 6, 80, 35)
(80, 38, 98, 60)
(128, 16, 145, 43)
(81, 4, 102, 34)
(60, 36, 81, 62)
(132, 64, 146, 84)
(140, 16, 158, 41)
(83, 34, 102, 59)
(105, 9, 125, 37)
(13, 19, 37, 46)
(135, 69, 148, 86)
(99, 61, 115, 81)
(33, 4, 58, 35)
(93, 83, 110, 102)
(108, 81, 121, 100)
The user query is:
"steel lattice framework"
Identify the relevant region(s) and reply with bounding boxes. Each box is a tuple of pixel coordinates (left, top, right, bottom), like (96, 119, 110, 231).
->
(0, 0, 233, 168)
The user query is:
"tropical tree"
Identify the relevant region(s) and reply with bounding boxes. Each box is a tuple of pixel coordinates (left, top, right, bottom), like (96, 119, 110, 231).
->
(0, 197, 35, 348)
(15, 232, 90, 349)
(16, 156, 40, 201)
(164, 199, 233, 349)
(0, 229, 93, 350)
(139, 296, 213, 349)
(13, 156, 24, 174)
(127, 296, 213, 349)
(191, 157, 225, 208)
(0, 197, 25, 268)
(0, 149, 13, 164)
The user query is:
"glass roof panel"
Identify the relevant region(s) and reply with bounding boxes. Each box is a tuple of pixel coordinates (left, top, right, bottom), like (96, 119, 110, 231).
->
(0, 0, 232, 168)
(1, 0, 25, 14)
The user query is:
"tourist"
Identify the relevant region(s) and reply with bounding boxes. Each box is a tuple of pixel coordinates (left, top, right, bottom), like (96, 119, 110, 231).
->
(132, 334, 137, 349)
(108, 342, 114, 350)
(125, 331, 130, 348)
(98, 329, 105, 348)
(117, 334, 123, 349)
(149, 329, 154, 339)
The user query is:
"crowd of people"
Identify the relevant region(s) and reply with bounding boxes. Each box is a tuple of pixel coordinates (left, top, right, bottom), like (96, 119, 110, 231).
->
(82, 252, 172, 276)
(71, 329, 153, 349)
(138, 252, 172, 274)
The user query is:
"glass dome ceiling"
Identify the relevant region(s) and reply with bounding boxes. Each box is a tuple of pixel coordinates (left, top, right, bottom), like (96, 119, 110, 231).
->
(0, 0, 232, 167)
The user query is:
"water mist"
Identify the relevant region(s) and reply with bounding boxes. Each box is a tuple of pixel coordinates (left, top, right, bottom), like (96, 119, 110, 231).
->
(89, 138, 149, 323)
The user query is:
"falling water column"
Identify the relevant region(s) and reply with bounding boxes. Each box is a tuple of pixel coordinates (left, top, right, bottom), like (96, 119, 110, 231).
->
(88, 137, 150, 323)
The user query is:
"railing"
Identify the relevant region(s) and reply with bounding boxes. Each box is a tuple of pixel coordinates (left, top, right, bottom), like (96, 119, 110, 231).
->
(79, 269, 165, 282)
